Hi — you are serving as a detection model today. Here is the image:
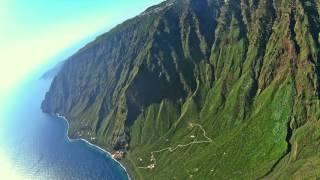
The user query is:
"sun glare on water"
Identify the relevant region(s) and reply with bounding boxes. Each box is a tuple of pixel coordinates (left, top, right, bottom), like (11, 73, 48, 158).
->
(0, 151, 24, 180)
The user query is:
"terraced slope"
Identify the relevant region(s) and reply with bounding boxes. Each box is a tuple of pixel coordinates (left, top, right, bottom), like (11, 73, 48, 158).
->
(42, 0, 320, 179)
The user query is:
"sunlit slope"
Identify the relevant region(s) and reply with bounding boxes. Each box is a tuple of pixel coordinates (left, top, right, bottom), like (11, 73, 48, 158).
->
(42, 0, 320, 179)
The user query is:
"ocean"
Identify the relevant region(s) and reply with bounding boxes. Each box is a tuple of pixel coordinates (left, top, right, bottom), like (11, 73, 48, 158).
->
(0, 74, 129, 180)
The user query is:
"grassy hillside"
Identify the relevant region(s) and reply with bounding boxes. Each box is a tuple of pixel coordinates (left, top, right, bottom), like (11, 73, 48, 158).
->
(42, 0, 320, 179)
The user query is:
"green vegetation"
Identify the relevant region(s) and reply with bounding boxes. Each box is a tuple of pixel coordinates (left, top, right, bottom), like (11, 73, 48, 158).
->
(42, 0, 320, 179)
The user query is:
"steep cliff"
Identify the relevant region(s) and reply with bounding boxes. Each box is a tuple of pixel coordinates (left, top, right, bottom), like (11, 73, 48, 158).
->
(42, 0, 320, 179)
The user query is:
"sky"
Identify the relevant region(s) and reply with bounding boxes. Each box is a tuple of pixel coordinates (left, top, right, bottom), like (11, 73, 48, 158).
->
(0, 1, 164, 179)
(0, 0, 164, 103)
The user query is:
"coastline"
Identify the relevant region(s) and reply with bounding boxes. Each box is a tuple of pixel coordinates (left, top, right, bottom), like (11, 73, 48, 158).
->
(55, 113, 132, 180)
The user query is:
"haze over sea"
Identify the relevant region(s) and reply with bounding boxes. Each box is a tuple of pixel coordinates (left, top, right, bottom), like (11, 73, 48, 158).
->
(0, 1, 163, 179)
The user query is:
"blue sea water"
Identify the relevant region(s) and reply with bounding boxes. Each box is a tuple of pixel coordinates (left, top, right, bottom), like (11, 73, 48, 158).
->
(0, 76, 129, 180)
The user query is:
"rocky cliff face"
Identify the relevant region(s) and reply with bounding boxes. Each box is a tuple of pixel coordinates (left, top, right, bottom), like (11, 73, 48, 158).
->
(42, 0, 320, 179)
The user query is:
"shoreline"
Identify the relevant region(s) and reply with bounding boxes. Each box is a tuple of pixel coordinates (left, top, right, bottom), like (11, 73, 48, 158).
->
(55, 113, 132, 180)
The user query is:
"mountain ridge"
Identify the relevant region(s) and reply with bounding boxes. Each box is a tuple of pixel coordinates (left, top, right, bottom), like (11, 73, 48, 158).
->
(42, 0, 320, 179)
